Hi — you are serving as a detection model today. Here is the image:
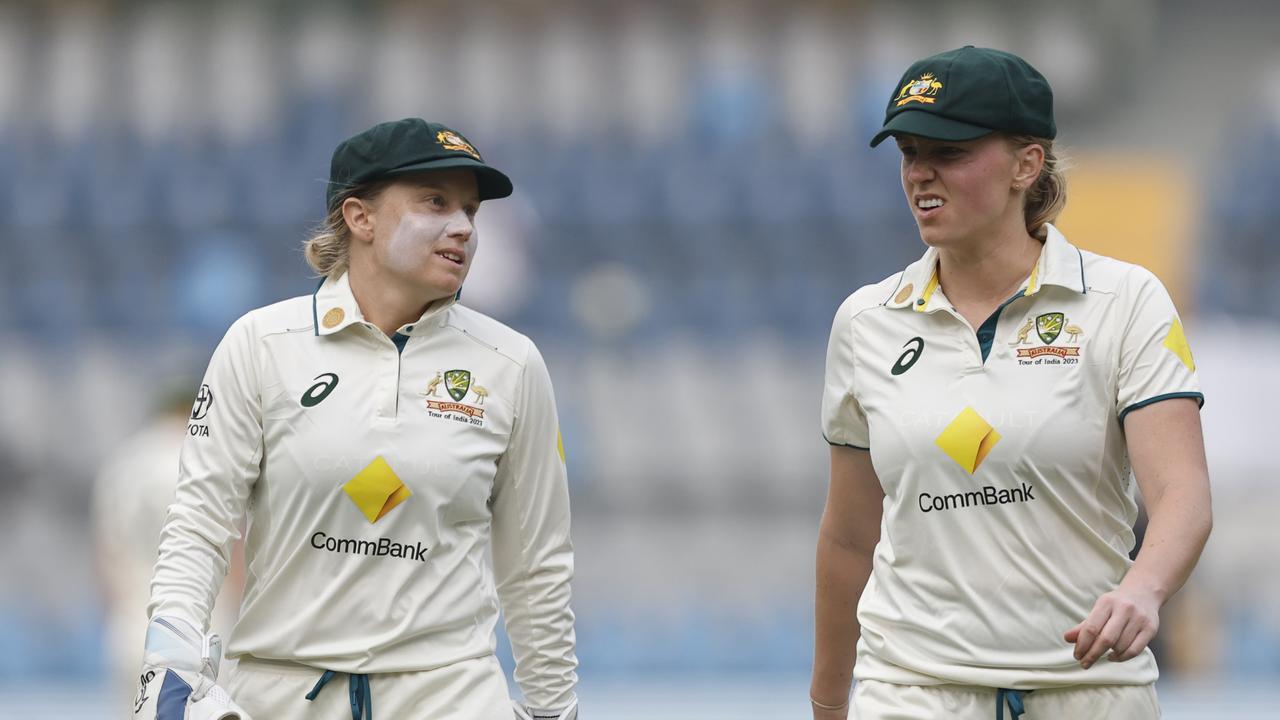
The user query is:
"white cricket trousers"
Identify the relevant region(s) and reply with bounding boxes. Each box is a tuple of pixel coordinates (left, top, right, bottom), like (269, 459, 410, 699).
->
(227, 654, 512, 719)
(851, 679, 1160, 720)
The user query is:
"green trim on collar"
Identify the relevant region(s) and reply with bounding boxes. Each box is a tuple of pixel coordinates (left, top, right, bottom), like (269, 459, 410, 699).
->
(881, 272, 907, 307)
(392, 332, 410, 354)
(1076, 245, 1087, 294)
(977, 290, 1026, 364)
(311, 278, 324, 337)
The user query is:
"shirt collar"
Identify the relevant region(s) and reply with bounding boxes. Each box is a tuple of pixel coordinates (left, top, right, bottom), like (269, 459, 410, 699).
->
(312, 272, 458, 337)
(883, 223, 1087, 312)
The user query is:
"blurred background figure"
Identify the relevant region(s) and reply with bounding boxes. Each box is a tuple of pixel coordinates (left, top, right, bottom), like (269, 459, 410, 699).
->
(91, 384, 244, 709)
(0, 1, 1277, 718)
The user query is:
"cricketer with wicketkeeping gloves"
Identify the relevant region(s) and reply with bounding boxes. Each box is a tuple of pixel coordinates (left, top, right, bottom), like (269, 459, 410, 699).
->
(137, 119, 579, 720)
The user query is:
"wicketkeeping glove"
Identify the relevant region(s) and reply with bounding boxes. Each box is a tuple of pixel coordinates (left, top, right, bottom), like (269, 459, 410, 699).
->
(513, 697, 579, 720)
(133, 616, 252, 720)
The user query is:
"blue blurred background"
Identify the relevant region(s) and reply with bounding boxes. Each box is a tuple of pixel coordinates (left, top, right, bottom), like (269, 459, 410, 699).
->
(1, 1, 1278, 717)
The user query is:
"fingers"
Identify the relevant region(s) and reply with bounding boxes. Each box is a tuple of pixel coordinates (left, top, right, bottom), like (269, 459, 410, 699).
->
(1112, 615, 1143, 659)
(1070, 597, 1114, 664)
(1079, 609, 1129, 668)
(1068, 591, 1161, 667)
(1112, 624, 1158, 663)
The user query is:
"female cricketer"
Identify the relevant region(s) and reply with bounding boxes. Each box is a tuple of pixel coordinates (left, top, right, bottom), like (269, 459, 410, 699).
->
(136, 119, 579, 720)
(811, 47, 1211, 719)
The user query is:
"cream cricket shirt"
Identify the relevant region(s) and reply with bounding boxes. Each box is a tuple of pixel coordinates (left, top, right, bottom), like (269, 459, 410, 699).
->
(821, 224, 1202, 690)
(149, 272, 578, 709)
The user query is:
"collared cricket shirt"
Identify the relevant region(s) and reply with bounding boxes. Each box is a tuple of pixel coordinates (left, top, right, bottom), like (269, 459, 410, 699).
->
(149, 272, 578, 709)
(821, 224, 1202, 689)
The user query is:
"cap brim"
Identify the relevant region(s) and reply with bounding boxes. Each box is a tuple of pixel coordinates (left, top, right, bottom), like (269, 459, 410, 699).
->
(384, 156, 514, 201)
(869, 110, 994, 148)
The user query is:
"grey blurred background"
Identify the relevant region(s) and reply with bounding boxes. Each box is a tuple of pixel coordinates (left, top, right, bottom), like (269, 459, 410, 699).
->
(1, 0, 1278, 718)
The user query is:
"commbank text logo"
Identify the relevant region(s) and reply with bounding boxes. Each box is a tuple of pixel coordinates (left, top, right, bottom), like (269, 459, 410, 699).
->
(312, 456, 428, 563)
(310, 532, 428, 562)
(923, 407, 1037, 514)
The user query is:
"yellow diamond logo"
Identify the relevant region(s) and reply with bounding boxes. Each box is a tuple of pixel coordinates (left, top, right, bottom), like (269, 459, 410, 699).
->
(342, 456, 411, 523)
(935, 407, 1002, 474)
(1163, 317, 1195, 372)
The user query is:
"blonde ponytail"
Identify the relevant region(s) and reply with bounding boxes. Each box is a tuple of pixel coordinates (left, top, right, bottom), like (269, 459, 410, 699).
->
(1010, 135, 1068, 239)
(301, 180, 392, 279)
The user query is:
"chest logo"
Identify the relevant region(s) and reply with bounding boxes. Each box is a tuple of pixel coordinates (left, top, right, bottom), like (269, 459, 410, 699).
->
(891, 337, 925, 376)
(1011, 312, 1084, 364)
(343, 456, 411, 523)
(423, 369, 488, 425)
(444, 369, 472, 401)
(301, 373, 340, 407)
(1036, 312, 1063, 344)
(936, 407, 1002, 474)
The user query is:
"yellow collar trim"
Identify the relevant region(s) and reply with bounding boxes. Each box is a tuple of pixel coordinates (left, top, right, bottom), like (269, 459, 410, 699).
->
(1025, 254, 1042, 296)
(914, 268, 941, 312)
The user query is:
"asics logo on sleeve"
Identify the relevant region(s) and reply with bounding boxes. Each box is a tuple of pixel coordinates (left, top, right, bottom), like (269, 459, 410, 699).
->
(301, 373, 340, 407)
(891, 337, 925, 376)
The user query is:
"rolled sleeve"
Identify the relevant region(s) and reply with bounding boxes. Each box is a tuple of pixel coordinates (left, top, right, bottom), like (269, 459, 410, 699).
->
(491, 340, 578, 709)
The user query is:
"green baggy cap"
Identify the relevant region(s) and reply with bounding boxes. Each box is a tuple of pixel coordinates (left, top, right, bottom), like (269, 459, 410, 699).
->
(870, 46, 1056, 148)
(327, 118, 514, 211)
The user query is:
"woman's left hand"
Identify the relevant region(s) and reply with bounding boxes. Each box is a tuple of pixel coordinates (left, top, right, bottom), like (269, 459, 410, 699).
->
(1063, 586, 1161, 668)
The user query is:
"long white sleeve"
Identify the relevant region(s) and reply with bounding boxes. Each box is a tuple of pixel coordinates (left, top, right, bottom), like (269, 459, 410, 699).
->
(491, 341, 578, 709)
(148, 314, 262, 632)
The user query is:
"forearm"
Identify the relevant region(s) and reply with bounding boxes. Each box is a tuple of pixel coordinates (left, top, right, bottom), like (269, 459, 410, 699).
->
(1122, 480, 1212, 605)
(499, 554, 579, 709)
(811, 529, 874, 707)
(148, 502, 237, 629)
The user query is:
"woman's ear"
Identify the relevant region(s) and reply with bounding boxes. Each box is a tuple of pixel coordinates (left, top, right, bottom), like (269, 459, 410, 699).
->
(1013, 142, 1045, 190)
(342, 197, 376, 245)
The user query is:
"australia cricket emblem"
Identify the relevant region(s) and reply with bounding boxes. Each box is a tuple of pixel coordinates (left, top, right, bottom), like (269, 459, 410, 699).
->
(895, 72, 943, 106)
(1036, 312, 1064, 345)
(437, 130, 480, 159)
(1012, 311, 1084, 364)
(422, 369, 488, 425)
(445, 369, 471, 401)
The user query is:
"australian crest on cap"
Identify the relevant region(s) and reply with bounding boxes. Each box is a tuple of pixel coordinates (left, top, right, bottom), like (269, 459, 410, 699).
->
(437, 130, 480, 159)
(895, 72, 943, 107)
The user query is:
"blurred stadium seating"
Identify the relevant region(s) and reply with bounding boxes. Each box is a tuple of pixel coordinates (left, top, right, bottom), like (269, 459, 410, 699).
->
(0, 1, 1277, 716)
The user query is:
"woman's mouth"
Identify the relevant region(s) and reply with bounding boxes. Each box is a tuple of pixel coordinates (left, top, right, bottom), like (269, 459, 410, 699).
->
(435, 249, 465, 265)
(915, 196, 945, 219)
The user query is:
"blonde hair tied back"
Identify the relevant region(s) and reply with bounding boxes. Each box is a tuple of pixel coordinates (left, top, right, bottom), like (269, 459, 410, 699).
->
(1009, 135, 1069, 240)
(302, 181, 392, 279)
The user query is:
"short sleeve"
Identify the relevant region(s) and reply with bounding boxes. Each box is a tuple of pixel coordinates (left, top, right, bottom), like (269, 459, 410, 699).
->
(1116, 268, 1204, 423)
(821, 300, 871, 449)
